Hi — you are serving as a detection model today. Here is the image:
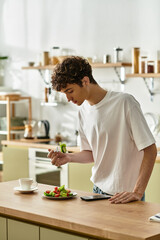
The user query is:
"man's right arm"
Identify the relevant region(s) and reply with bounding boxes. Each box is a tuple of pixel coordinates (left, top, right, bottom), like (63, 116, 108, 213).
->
(48, 150, 94, 167)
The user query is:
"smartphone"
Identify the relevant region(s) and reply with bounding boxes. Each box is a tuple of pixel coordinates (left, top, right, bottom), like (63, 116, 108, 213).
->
(80, 194, 111, 201)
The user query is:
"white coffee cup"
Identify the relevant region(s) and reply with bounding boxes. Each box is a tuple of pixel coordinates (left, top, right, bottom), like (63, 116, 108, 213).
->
(19, 178, 38, 190)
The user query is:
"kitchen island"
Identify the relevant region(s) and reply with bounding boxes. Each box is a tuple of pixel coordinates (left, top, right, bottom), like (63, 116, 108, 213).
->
(0, 180, 160, 240)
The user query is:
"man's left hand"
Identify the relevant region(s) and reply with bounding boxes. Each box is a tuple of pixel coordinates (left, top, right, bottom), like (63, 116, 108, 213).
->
(109, 192, 143, 204)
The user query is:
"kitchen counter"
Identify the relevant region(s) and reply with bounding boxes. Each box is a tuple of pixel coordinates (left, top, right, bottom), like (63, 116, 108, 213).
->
(0, 180, 160, 240)
(1, 140, 160, 162)
(1, 139, 80, 152)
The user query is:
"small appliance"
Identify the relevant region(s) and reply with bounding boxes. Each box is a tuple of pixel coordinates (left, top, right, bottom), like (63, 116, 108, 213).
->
(37, 120, 50, 139)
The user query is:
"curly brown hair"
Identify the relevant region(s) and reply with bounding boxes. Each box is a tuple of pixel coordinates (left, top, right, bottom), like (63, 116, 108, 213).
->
(51, 56, 97, 91)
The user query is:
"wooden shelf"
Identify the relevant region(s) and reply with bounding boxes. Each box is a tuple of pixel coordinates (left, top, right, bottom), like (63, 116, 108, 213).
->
(22, 62, 132, 70)
(0, 130, 24, 135)
(22, 62, 132, 85)
(91, 62, 132, 68)
(126, 73, 160, 78)
(22, 65, 55, 70)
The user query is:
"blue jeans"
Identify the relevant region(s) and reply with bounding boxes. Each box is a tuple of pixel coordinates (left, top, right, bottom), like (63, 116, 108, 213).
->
(93, 185, 145, 201)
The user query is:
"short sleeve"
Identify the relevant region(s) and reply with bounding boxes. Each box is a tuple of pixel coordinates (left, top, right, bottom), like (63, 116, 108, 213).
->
(127, 101, 155, 151)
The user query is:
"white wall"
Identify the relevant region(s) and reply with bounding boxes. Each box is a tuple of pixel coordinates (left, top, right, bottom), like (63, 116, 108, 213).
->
(0, 0, 160, 141)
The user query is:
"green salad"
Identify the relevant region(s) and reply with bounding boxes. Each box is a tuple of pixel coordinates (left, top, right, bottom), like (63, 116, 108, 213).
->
(44, 185, 73, 198)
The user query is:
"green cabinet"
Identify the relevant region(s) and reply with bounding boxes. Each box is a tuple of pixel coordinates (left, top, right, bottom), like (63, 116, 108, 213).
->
(2, 145, 29, 181)
(0, 217, 94, 240)
(0, 216, 7, 240)
(8, 219, 39, 240)
(68, 163, 94, 192)
(40, 227, 88, 240)
(145, 162, 160, 203)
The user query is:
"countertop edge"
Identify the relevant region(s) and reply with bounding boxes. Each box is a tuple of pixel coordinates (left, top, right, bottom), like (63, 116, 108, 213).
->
(1, 140, 80, 152)
(1, 140, 160, 162)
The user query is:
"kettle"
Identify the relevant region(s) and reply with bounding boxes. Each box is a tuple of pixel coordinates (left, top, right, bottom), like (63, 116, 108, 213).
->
(37, 120, 50, 139)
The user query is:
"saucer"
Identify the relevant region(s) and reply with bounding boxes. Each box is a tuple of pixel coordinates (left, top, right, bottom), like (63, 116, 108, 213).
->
(14, 186, 38, 193)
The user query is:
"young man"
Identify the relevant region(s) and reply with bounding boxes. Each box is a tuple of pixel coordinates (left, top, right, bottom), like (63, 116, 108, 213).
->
(48, 56, 157, 204)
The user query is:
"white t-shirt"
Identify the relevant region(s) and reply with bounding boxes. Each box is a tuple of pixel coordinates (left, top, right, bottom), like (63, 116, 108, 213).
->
(78, 90, 155, 195)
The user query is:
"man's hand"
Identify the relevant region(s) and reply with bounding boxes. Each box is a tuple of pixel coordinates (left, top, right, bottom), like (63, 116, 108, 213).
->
(48, 149, 70, 167)
(109, 191, 143, 204)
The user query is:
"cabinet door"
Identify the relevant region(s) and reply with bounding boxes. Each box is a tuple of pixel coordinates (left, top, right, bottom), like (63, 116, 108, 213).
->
(8, 219, 39, 240)
(145, 162, 160, 203)
(3, 146, 28, 181)
(40, 227, 88, 240)
(68, 163, 94, 192)
(0, 216, 7, 240)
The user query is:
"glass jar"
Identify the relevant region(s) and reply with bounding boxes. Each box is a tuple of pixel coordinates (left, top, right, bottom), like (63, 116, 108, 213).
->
(50, 46, 60, 65)
(113, 47, 123, 62)
(103, 54, 111, 64)
(41, 51, 50, 66)
(139, 56, 147, 73)
(155, 60, 160, 73)
(147, 61, 155, 73)
(23, 120, 36, 139)
(132, 47, 140, 73)
(55, 132, 62, 143)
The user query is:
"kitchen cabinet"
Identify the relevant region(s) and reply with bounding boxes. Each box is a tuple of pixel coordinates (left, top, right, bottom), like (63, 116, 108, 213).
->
(40, 227, 88, 240)
(145, 162, 160, 203)
(0, 216, 7, 240)
(0, 217, 91, 240)
(68, 162, 94, 192)
(8, 219, 39, 240)
(0, 95, 32, 140)
(2, 145, 29, 181)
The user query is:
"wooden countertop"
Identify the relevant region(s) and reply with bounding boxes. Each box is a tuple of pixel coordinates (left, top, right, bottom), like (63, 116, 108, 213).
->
(1, 139, 80, 152)
(1, 140, 160, 162)
(0, 181, 160, 240)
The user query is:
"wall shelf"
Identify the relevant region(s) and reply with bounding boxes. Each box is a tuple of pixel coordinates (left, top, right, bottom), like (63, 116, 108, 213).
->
(126, 73, 160, 101)
(22, 62, 132, 70)
(126, 73, 160, 78)
(91, 62, 132, 68)
(0, 130, 24, 135)
(22, 62, 132, 85)
(22, 65, 55, 70)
